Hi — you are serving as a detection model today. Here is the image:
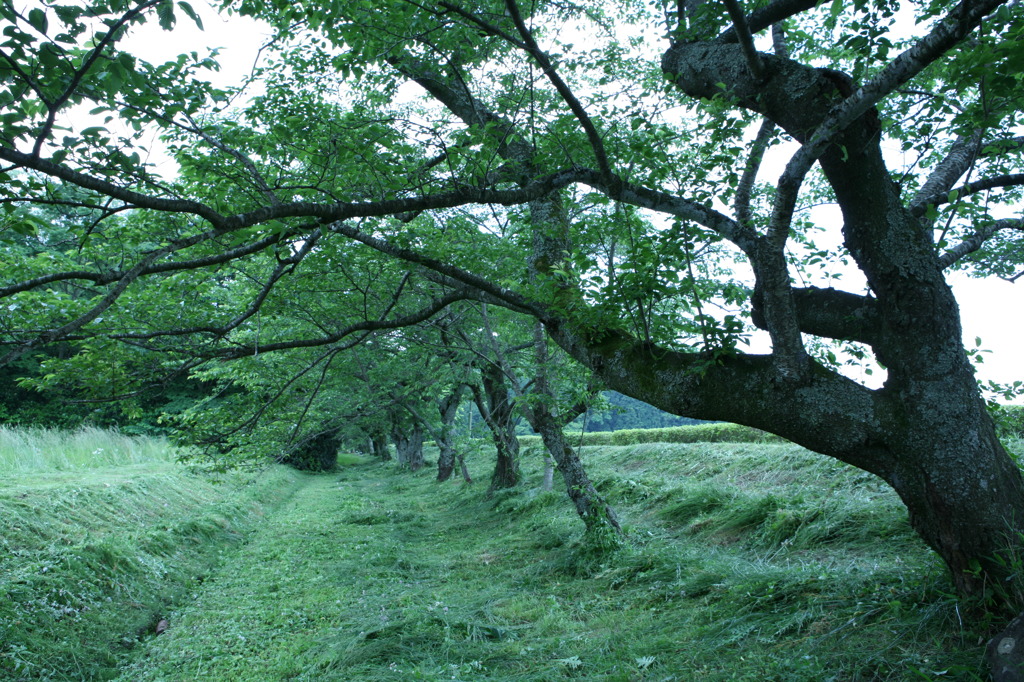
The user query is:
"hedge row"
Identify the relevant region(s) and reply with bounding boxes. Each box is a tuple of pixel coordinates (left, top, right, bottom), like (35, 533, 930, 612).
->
(490, 407, 1024, 453)
(518, 422, 779, 449)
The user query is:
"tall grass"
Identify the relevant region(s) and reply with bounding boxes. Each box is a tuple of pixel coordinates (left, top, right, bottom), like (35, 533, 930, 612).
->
(0, 425, 172, 474)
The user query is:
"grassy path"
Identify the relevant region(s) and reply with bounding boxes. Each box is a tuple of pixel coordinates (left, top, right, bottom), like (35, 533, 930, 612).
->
(114, 461, 657, 682)
(113, 448, 986, 681)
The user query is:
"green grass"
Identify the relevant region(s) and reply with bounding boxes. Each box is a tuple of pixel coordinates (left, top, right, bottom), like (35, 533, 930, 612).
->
(0, 429, 308, 681)
(518, 422, 777, 451)
(0, 425, 171, 474)
(108, 441, 996, 681)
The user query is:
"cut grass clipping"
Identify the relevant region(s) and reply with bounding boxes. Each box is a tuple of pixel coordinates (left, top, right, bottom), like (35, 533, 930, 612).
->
(105, 439, 1015, 681)
(0, 429, 305, 681)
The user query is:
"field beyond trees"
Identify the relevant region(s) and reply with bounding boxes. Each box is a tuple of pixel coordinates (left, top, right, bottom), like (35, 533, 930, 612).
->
(5, 428, 1021, 681)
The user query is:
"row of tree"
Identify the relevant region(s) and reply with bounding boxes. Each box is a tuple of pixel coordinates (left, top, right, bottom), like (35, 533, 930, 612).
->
(1, 0, 1023, 673)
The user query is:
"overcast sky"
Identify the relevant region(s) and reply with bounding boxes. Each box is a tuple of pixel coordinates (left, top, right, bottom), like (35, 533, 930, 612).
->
(118, 3, 1024, 398)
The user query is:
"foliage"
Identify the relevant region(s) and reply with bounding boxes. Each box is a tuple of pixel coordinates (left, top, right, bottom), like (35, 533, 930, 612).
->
(994, 405, 1024, 440)
(2, 0, 1024, 627)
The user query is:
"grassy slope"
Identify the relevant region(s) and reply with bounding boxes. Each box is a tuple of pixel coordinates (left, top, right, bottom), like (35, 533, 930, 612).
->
(0, 460, 306, 681)
(113, 442, 1007, 682)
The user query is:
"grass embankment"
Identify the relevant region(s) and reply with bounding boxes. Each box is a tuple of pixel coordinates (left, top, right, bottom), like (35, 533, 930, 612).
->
(115, 441, 1012, 681)
(0, 428, 307, 681)
(519, 421, 779, 450)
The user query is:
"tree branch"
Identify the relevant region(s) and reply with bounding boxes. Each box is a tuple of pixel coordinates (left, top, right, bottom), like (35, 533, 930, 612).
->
(109, 230, 322, 343)
(937, 218, 1023, 270)
(735, 118, 775, 229)
(752, 286, 881, 344)
(723, 0, 765, 80)
(909, 131, 982, 222)
(912, 174, 1024, 218)
(207, 288, 479, 360)
(502, 0, 615, 183)
(981, 136, 1024, 157)
(31, 0, 163, 158)
(716, 0, 819, 42)
(328, 221, 540, 317)
(0, 223, 312, 298)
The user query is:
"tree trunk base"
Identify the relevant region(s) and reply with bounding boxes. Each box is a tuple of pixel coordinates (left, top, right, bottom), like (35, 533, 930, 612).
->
(989, 611, 1024, 681)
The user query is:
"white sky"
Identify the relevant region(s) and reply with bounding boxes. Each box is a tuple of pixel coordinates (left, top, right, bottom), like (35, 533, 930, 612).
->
(116, 3, 1024, 396)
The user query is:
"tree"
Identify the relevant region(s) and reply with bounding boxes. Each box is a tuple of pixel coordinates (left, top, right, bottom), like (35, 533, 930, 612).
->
(459, 303, 622, 535)
(2, 0, 1024, 656)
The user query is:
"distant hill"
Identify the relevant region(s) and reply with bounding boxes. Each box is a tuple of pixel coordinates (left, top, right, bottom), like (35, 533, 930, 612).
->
(571, 391, 704, 433)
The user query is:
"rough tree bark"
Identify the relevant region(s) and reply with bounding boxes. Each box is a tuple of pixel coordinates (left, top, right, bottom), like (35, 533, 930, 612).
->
(391, 421, 425, 471)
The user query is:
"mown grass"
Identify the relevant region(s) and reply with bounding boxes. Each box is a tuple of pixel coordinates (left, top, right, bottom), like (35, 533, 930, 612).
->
(112, 440, 1013, 681)
(0, 428, 307, 681)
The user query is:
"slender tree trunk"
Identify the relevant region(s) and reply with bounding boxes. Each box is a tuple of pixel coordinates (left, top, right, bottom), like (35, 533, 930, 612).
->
(534, 417, 621, 535)
(542, 450, 555, 492)
(369, 431, 390, 461)
(526, 322, 620, 536)
(458, 449, 473, 483)
(435, 387, 464, 482)
(472, 364, 521, 492)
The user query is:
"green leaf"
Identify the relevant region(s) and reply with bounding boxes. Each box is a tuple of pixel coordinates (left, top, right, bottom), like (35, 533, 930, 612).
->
(157, 1, 175, 31)
(27, 8, 48, 34)
(827, 0, 843, 27)
(177, 1, 203, 30)
(37, 43, 62, 68)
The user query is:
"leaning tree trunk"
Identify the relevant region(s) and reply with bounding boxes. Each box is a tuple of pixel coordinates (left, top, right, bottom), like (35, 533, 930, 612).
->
(652, 25, 1024, 607)
(534, 418, 621, 536)
(525, 321, 621, 536)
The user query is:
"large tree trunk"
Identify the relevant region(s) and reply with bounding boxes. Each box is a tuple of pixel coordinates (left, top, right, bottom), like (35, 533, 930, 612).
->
(549, 315, 1024, 598)
(874, 349, 1024, 599)
(391, 423, 425, 471)
(582, 37, 1024, 603)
